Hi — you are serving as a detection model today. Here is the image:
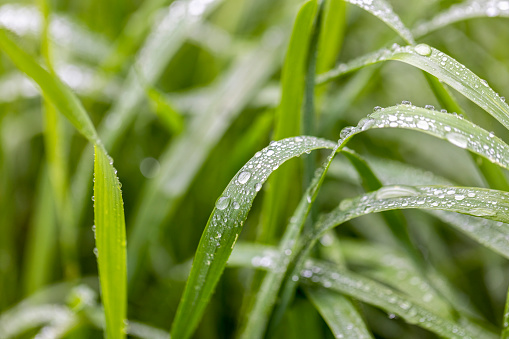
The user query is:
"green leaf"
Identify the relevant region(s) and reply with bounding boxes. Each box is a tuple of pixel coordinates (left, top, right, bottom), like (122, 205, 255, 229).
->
(318, 44, 509, 131)
(259, 0, 318, 244)
(170, 136, 336, 339)
(0, 29, 99, 144)
(301, 259, 491, 339)
(94, 145, 127, 339)
(413, 0, 509, 38)
(345, 0, 415, 44)
(305, 287, 374, 339)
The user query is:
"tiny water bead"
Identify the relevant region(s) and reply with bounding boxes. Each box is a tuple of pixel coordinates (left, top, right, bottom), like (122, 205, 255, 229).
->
(416, 120, 429, 130)
(340, 126, 355, 139)
(254, 183, 262, 192)
(375, 185, 419, 200)
(414, 43, 432, 56)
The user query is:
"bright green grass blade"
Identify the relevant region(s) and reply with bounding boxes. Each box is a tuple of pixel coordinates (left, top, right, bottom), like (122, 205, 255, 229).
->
(316, 0, 346, 74)
(305, 287, 373, 339)
(345, 0, 415, 44)
(301, 259, 491, 339)
(170, 136, 336, 339)
(145, 85, 185, 135)
(259, 0, 317, 244)
(0, 29, 99, 144)
(94, 145, 127, 339)
(413, 0, 509, 38)
(318, 44, 509, 131)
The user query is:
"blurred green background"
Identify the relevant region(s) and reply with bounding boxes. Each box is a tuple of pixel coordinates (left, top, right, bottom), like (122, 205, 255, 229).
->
(1, 0, 509, 338)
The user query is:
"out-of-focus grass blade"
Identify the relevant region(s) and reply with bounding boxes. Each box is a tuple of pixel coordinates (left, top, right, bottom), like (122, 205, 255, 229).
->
(319, 44, 509, 131)
(0, 29, 99, 143)
(259, 0, 317, 244)
(316, 0, 346, 74)
(305, 287, 373, 339)
(128, 30, 284, 282)
(170, 136, 336, 339)
(22, 169, 56, 296)
(345, 0, 415, 44)
(145, 85, 184, 135)
(94, 145, 127, 339)
(301, 259, 491, 339)
(413, 0, 509, 38)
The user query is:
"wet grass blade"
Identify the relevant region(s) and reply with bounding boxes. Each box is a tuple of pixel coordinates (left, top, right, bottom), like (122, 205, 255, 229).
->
(170, 136, 336, 339)
(413, 0, 509, 38)
(319, 44, 509, 131)
(94, 145, 127, 339)
(300, 259, 493, 339)
(345, 0, 415, 44)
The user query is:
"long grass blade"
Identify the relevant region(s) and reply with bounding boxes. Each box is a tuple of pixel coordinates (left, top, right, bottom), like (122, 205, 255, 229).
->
(170, 136, 336, 339)
(319, 44, 509, 131)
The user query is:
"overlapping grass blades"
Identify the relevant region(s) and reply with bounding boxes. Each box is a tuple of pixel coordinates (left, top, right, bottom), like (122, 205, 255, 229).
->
(170, 136, 336, 339)
(0, 29, 126, 339)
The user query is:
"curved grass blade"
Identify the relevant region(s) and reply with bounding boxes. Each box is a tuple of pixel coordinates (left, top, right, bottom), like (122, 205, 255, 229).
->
(94, 146, 127, 339)
(0, 29, 99, 144)
(301, 259, 490, 339)
(413, 0, 509, 38)
(318, 44, 509, 131)
(345, 0, 415, 44)
(0, 29, 127, 339)
(315, 185, 509, 258)
(305, 287, 374, 339)
(170, 136, 336, 339)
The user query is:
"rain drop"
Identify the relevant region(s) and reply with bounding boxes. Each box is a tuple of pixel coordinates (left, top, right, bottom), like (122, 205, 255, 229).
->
(237, 171, 251, 184)
(446, 132, 468, 148)
(414, 43, 432, 56)
(376, 185, 419, 199)
(216, 196, 230, 210)
(416, 120, 429, 130)
(254, 183, 262, 192)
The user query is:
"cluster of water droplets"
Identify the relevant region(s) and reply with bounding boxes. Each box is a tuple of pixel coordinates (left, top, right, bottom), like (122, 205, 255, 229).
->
(203, 137, 336, 264)
(413, 0, 509, 37)
(364, 104, 509, 167)
(298, 261, 472, 338)
(346, 0, 414, 44)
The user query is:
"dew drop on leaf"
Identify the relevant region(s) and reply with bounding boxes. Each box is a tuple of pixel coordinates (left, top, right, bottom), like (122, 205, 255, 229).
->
(215, 196, 230, 210)
(414, 43, 432, 56)
(237, 171, 251, 184)
(446, 132, 468, 148)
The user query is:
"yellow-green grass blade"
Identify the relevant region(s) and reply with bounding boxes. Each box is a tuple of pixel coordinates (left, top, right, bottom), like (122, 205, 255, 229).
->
(170, 136, 336, 339)
(94, 145, 127, 339)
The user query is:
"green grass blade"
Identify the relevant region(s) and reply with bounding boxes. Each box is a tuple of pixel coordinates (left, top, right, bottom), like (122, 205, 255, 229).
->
(301, 259, 491, 339)
(94, 145, 127, 339)
(0, 29, 99, 144)
(259, 0, 317, 244)
(316, 185, 509, 258)
(305, 287, 374, 339)
(319, 44, 509, 130)
(170, 136, 336, 339)
(413, 0, 509, 38)
(345, 0, 415, 44)
(316, 0, 346, 74)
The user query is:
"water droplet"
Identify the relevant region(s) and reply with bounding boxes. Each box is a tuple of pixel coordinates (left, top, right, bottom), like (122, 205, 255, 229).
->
(388, 313, 397, 319)
(93, 248, 99, 257)
(376, 185, 419, 200)
(414, 43, 432, 56)
(358, 118, 375, 131)
(416, 120, 429, 130)
(469, 208, 496, 217)
(339, 199, 353, 211)
(340, 126, 354, 139)
(401, 100, 412, 105)
(424, 105, 435, 110)
(454, 194, 465, 201)
(232, 201, 240, 210)
(266, 149, 275, 156)
(91, 196, 95, 201)
(254, 151, 262, 158)
(254, 183, 262, 192)
(215, 196, 230, 210)
(237, 171, 251, 184)
(373, 106, 382, 112)
(446, 132, 468, 148)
